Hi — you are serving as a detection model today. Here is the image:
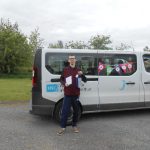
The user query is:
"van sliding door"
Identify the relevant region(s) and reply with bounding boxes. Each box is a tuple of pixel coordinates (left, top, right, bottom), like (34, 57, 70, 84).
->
(98, 52, 144, 110)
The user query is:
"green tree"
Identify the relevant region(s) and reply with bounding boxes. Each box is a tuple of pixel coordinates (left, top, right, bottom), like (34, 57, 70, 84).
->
(143, 46, 150, 51)
(0, 19, 32, 73)
(116, 43, 133, 51)
(48, 40, 64, 48)
(65, 40, 89, 49)
(48, 34, 113, 50)
(28, 27, 44, 56)
(89, 34, 112, 50)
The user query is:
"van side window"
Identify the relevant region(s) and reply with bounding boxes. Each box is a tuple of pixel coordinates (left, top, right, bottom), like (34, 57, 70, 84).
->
(45, 53, 98, 75)
(76, 54, 98, 75)
(143, 54, 150, 73)
(45, 53, 68, 74)
(98, 54, 137, 76)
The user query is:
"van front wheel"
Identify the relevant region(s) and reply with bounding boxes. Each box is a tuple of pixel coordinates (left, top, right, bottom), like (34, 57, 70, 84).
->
(54, 101, 81, 125)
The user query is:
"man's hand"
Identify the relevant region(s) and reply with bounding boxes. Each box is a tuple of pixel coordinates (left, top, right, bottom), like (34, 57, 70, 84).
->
(78, 71, 83, 75)
(65, 83, 69, 87)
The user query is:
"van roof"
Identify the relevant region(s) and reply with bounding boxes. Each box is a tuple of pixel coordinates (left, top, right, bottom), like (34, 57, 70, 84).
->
(42, 48, 150, 54)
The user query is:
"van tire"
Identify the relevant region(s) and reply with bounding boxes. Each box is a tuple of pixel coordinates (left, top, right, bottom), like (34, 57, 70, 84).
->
(54, 101, 81, 125)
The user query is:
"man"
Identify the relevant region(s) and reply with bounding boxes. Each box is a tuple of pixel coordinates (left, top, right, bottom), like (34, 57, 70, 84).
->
(57, 55, 87, 136)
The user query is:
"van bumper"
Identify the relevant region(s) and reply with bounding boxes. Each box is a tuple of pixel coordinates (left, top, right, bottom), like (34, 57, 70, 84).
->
(30, 104, 55, 116)
(30, 89, 56, 116)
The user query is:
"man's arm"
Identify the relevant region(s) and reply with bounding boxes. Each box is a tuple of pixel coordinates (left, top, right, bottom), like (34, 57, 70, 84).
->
(60, 69, 65, 86)
(78, 70, 87, 83)
(81, 74, 87, 83)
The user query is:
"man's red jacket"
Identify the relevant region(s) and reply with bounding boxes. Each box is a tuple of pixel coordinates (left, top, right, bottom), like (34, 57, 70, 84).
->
(60, 66, 86, 96)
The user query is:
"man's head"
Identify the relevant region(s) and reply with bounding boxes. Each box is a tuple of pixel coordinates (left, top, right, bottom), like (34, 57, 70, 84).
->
(68, 55, 76, 68)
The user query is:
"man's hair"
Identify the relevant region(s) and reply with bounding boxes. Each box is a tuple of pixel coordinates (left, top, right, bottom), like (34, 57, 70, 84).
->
(68, 54, 76, 59)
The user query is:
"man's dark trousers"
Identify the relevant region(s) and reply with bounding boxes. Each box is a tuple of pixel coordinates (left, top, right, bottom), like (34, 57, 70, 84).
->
(60, 95, 79, 128)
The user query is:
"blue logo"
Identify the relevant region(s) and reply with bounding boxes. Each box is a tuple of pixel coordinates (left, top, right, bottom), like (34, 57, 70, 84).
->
(120, 80, 126, 91)
(46, 84, 59, 92)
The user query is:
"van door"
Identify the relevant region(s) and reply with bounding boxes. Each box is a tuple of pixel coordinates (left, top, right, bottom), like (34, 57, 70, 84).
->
(42, 52, 67, 102)
(142, 54, 150, 107)
(42, 51, 100, 112)
(76, 53, 99, 112)
(98, 52, 144, 110)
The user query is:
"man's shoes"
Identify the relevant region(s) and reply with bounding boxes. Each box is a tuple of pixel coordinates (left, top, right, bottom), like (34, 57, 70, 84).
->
(57, 128, 65, 136)
(72, 127, 79, 133)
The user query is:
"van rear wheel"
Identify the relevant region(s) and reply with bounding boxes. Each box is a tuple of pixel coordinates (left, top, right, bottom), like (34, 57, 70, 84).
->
(54, 101, 81, 125)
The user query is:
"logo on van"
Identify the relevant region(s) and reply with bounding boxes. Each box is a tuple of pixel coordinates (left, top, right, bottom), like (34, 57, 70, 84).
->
(46, 84, 59, 92)
(120, 80, 126, 91)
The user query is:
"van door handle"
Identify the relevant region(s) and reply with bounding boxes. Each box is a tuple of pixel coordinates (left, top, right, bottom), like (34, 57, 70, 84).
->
(144, 81, 150, 84)
(51, 78, 60, 82)
(126, 82, 135, 85)
(86, 78, 98, 81)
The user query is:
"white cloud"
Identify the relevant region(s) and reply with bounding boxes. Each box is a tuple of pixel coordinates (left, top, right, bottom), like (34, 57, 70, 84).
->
(1, 0, 150, 49)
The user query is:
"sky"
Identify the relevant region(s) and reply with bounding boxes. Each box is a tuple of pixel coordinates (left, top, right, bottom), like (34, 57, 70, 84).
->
(1, 0, 150, 50)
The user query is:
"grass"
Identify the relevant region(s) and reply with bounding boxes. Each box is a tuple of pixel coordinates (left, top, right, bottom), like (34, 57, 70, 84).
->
(0, 78, 32, 102)
(0, 72, 32, 79)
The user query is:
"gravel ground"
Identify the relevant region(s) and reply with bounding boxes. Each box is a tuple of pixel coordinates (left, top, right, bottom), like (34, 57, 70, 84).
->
(0, 102, 150, 150)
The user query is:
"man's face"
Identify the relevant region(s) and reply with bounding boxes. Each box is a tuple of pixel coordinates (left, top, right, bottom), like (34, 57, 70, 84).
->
(68, 56, 76, 66)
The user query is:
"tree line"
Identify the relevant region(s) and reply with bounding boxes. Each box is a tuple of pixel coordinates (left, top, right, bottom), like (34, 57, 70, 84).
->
(0, 19, 43, 74)
(0, 18, 150, 74)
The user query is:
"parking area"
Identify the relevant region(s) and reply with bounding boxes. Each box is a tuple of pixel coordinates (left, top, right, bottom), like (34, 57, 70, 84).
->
(0, 102, 150, 150)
